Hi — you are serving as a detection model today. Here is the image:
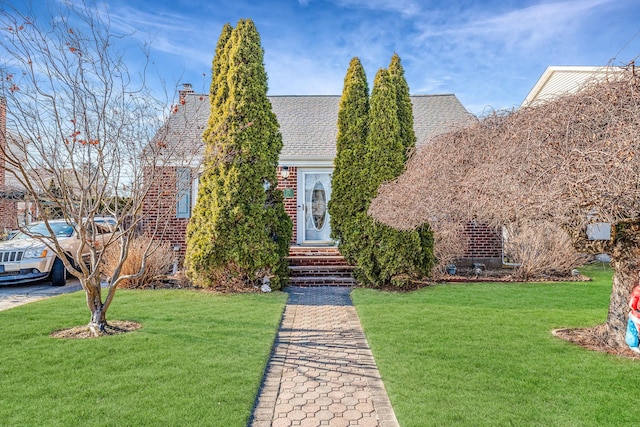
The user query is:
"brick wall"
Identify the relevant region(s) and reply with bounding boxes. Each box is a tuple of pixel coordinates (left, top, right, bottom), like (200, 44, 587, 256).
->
(144, 166, 298, 263)
(142, 166, 190, 261)
(0, 97, 6, 189)
(0, 200, 17, 231)
(277, 166, 298, 244)
(0, 97, 17, 232)
(460, 221, 503, 267)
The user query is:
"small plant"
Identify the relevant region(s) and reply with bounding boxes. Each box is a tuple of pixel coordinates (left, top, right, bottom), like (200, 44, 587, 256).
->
(102, 235, 174, 288)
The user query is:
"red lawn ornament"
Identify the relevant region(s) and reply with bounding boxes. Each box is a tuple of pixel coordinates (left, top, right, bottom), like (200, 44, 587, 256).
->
(626, 284, 640, 353)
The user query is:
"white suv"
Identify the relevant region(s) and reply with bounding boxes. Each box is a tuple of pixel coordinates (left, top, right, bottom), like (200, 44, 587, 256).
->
(0, 218, 115, 286)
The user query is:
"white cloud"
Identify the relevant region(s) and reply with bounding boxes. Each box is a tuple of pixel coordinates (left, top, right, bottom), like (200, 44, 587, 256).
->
(331, 0, 422, 18)
(99, 1, 217, 66)
(267, 55, 344, 95)
(411, 77, 452, 95)
(417, 0, 615, 50)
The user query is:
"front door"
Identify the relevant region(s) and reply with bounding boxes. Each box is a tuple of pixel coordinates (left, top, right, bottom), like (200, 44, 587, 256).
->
(297, 170, 332, 244)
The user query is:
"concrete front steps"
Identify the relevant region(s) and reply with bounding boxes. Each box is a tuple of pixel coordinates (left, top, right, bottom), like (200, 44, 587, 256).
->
(287, 246, 357, 287)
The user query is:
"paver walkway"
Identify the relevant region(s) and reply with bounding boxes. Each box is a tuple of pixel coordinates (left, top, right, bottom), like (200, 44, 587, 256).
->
(249, 286, 399, 427)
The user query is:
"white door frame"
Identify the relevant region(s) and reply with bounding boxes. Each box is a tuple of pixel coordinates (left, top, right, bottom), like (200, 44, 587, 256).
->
(296, 168, 333, 245)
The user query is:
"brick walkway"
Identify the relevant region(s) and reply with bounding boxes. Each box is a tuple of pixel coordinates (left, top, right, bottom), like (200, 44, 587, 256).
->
(249, 286, 399, 427)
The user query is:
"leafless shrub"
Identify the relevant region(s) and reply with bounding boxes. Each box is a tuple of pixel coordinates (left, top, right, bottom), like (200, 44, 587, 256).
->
(102, 236, 174, 289)
(503, 221, 587, 280)
(431, 221, 469, 276)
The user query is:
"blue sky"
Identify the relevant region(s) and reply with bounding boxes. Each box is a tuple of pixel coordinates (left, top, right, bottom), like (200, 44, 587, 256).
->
(27, 0, 640, 115)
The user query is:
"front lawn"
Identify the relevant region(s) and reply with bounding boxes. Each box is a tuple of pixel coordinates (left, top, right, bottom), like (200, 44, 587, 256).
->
(0, 289, 287, 426)
(352, 264, 639, 426)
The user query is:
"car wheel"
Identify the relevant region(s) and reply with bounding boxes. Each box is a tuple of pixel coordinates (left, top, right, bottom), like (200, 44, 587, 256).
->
(51, 257, 67, 286)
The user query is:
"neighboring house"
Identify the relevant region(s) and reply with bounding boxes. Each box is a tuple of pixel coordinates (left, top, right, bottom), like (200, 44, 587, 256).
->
(144, 85, 503, 265)
(522, 65, 623, 107)
(0, 97, 55, 230)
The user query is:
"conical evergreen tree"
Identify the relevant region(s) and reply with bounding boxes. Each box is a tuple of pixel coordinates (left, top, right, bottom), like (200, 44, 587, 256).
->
(389, 53, 416, 158)
(388, 54, 435, 283)
(355, 66, 435, 287)
(204, 22, 232, 146)
(328, 57, 369, 264)
(185, 20, 291, 289)
(185, 24, 232, 282)
(364, 68, 404, 194)
(352, 68, 402, 285)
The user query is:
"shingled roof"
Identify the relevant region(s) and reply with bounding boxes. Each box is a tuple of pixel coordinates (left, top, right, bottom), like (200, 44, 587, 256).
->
(155, 92, 473, 166)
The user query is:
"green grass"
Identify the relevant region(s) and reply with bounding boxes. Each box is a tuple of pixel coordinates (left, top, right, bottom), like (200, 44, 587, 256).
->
(0, 289, 287, 426)
(352, 264, 640, 426)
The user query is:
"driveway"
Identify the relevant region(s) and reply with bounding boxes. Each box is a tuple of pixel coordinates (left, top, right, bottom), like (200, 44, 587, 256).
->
(0, 279, 82, 311)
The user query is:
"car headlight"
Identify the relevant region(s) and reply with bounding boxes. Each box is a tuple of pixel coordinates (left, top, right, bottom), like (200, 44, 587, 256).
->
(23, 247, 48, 259)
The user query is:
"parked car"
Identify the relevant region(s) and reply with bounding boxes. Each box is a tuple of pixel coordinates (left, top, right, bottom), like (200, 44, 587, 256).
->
(0, 217, 115, 286)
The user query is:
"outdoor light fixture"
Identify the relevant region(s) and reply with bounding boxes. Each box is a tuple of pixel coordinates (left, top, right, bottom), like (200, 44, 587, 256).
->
(281, 166, 290, 180)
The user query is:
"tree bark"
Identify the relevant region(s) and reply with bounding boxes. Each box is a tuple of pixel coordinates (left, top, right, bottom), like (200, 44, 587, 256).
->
(84, 279, 108, 336)
(89, 308, 107, 336)
(604, 224, 640, 349)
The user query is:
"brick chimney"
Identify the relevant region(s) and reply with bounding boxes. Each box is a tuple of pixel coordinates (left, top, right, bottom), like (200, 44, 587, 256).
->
(180, 83, 193, 95)
(179, 83, 194, 99)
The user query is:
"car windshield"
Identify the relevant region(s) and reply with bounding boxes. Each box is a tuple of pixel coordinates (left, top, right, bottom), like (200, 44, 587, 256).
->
(13, 222, 75, 240)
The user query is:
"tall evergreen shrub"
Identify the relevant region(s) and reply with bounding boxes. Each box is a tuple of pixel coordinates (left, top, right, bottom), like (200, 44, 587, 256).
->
(353, 61, 435, 287)
(328, 57, 369, 264)
(389, 53, 417, 158)
(387, 54, 435, 283)
(185, 20, 292, 290)
(184, 24, 232, 285)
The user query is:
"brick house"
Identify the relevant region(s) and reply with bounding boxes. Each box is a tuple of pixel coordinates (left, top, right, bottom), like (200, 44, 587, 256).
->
(143, 86, 503, 267)
(0, 97, 21, 232)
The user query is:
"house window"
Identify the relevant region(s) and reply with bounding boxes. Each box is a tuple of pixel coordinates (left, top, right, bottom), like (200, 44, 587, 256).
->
(176, 167, 191, 218)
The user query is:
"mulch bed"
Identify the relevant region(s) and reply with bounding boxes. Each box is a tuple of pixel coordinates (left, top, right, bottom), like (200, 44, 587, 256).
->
(439, 268, 592, 283)
(50, 320, 142, 339)
(553, 325, 640, 360)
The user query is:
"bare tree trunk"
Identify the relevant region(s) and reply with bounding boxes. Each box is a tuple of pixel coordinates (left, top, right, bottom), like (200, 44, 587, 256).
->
(89, 307, 107, 336)
(605, 229, 640, 349)
(84, 280, 107, 336)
